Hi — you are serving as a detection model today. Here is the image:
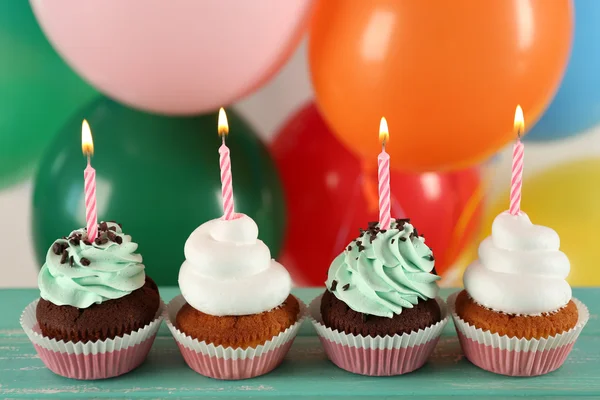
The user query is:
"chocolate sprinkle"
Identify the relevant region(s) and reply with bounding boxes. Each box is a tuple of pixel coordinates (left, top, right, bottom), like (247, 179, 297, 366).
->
(83, 240, 92, 246)
(69, 238, 80, 246)
(108, 226, 117, 231)
(342, 284, 350, 291)
(80, 257, 91, 266)
(426, 254, 435, 261)
(52, 242, 63, 255)
(394, 218, 411, 230)
(357, 245, 365, 252)
(115, 236, 123, 245)
(99, 221, 108, 231)
(94, 237, 108, 245)
(368, 221, 378, 229)
(347, 245, 352, 251)
(107, 231, 117, 242)
(69, 256, 74, 267)
(60, 250, 68, 264)
(400, 237, 407, 242)
(391, 238, 395, 244)
(330, 280, 338, 291)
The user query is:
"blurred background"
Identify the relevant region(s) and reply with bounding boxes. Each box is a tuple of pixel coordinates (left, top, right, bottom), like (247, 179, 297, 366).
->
(2, 0, 600, 288)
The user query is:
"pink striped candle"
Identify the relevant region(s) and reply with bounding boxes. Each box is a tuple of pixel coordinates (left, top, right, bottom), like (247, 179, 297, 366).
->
(378, 117, 391, 230)
(509, 105, 525, 216)
(81, 120, 98, 241)
(218, 108, 235, 220)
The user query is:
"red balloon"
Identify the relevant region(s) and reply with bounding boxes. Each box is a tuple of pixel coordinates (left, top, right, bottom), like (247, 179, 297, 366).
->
(272, 103, 484, 286)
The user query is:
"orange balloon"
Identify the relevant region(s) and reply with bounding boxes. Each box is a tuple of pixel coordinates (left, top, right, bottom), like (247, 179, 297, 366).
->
(309, 0, 573, 171)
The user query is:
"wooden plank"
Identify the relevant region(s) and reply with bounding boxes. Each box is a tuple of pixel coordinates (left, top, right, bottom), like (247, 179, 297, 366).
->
(0, 334, 599, 398)
(0, 287, 597, 398)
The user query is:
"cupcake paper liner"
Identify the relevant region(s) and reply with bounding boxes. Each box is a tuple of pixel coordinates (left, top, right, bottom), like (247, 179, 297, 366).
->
(447, 291, 589, 376)
(308, 294, 449, 376)
(20, 298, 165, 380)
(165, 294, 307, 380)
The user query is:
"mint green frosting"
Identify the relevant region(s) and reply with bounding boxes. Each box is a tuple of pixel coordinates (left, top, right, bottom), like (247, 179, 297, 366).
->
(38, 222, 146, 308)
(325, 221, 440, 318)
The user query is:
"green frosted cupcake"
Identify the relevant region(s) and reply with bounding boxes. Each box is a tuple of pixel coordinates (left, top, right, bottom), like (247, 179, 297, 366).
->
(320, 219, 441, 337)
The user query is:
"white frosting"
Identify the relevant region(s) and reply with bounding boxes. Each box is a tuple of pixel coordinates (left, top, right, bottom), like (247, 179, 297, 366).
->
(178, 214, 291, 316)
(463, 211, 572, 315)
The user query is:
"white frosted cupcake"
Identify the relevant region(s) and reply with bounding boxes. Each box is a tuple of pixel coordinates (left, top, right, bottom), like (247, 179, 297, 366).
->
(165, 214, 305, 380)
(448, 211, 589, 376)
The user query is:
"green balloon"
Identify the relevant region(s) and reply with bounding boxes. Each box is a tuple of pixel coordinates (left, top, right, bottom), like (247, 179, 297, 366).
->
(32, 98, 286, 285)
(0, 2, 96, 189)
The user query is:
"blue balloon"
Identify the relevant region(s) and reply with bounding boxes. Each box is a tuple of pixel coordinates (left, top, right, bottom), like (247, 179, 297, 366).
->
(526, 0, 600, 142)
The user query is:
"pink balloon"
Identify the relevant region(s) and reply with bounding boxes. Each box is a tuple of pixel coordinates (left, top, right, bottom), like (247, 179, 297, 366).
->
(30, 0, 313, 115)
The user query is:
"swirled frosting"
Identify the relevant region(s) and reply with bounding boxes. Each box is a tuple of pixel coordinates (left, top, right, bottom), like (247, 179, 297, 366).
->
(39, 222, 146, 309)
(464, 211, 571, 315)
(178, 214, 291, 316)
(325, 220, 440, 318)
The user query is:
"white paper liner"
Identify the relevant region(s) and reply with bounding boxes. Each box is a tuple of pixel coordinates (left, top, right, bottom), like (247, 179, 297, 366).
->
(165, 294, 307, 360)
(308, 293, 449, 350)
(20, 298, 165, 355)
(447, 291, 589, 351)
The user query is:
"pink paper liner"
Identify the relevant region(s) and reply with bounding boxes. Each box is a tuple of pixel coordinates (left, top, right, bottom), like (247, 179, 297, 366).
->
(319, 336, 441, 376)
(33, 336, 156, 380)
(165, 294, 306, 380)
(175, 340, 294, 380)
(21, 298, 165, 380)
(457, 331, 575, 376)
(448, 292, 589, 377)
(308, 294, 449, 376)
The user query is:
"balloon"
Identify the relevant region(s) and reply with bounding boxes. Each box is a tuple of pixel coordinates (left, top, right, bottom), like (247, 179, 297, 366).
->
(272, 103, 483, 286)
(0, 1, 95, 189)
(30, 0, 313, 115)
(32, 98, 286, 285)
(483, 158, 600, 286)
(309, 0, 573, 171)
(526, 0, 600, 141)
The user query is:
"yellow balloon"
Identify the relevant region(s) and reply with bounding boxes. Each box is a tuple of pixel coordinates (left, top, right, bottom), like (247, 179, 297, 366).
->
(483, 158, 600, 286)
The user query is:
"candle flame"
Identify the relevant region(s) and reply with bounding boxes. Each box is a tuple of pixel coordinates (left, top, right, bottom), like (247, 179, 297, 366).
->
(379, 117, 389, 144)
(81, 119, 94, 156)
(514, 105, 524, 138)
(218, 107, 229, 136)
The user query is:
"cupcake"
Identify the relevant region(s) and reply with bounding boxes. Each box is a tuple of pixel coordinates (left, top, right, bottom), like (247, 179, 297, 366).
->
(309, 219, 449, 376)
(449, 211, 589, 376)
(20, 222, 163, 380)
(165, 214, 305, 380)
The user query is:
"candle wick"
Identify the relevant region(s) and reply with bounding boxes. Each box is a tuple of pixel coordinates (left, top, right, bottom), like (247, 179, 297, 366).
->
(86, 154, 91, 166)
(382, 139, 386, 151)
(222, 135, 226, 146)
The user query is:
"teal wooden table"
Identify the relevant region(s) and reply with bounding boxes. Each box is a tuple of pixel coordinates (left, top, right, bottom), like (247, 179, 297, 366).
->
(0, 288, 598, 399)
